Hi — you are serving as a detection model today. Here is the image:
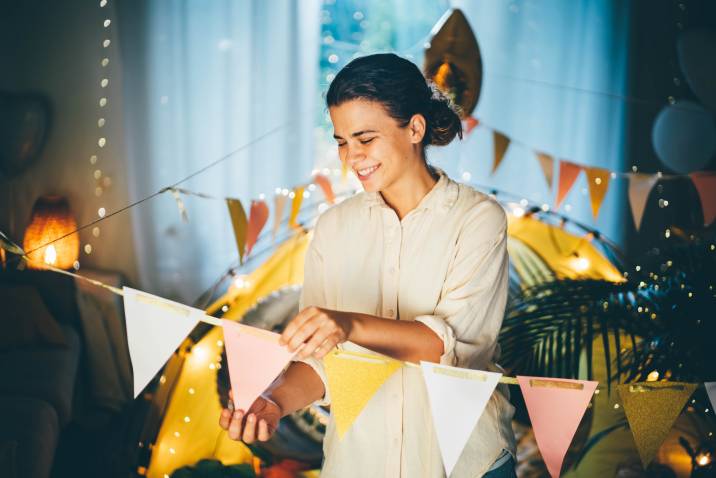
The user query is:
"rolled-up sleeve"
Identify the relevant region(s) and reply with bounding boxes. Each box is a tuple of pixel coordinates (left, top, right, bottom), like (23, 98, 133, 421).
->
(293, 216, 331, 406)
(414, 200, 509, 369)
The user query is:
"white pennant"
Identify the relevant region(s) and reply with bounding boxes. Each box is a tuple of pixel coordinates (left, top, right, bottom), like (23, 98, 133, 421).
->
(628, 174, 658, 231)
(706, 382, 716, 412)
(421, 362, 502, 476)
(123, 286, 203, 397)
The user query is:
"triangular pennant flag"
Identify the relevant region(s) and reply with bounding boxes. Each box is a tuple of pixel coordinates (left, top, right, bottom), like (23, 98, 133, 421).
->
(628, 173, 658, 231)
(463, 116, 479, 135)
(122, 287, 202, 398)
(492, 131, 510, 174)
(706, 382, 716, 411)
(518, 376, 598, 478)
(171, 189, 189, 222)
(245, 200, 269, 258)
(272, 193, 288, 240)
(324, 350, 402, 439)
(226, 198, 248, 264)
(618, 382, 697, 468)
(421, 363, 501, 476)
(584, 167, 611, 219)
(341, 161, 349, 183)
(313, 174, 335, 204)
(288, 186, 305, 229)
(222, 320, 295, 412)
(536, 152, 554, 189)
(689, 173, 716, 226)
(555, 161, 583, 210)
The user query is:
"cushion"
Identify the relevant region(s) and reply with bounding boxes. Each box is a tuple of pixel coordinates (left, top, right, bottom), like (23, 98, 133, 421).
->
(0, 285, 66, 350)
(0, 396, 60, 478)
(0, 325, 80, 426)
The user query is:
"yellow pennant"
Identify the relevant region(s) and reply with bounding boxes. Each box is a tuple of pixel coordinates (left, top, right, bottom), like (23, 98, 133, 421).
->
(226, 198, 248, 264)
(617, 382, 697, 468)
(325, 350, 402, 439)
(288, 186, 305, 229)
(585, 167, 611, 219)
(492, 131, 510, 174)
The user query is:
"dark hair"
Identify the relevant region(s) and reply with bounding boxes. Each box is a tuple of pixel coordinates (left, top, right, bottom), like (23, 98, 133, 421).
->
(326, 53, 463, 148)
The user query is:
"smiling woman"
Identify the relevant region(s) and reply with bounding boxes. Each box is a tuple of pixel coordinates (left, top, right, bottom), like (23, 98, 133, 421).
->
(219, 53, 517, 478)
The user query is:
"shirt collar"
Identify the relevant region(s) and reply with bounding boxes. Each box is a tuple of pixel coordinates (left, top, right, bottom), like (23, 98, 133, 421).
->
(363, 166, 458, 214)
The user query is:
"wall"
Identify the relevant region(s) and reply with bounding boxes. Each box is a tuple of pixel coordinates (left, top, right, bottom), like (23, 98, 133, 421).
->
(0, 0, 139, 285)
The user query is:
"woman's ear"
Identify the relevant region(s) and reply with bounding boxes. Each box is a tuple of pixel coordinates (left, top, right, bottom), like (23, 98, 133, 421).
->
(408, 113, 427, 144)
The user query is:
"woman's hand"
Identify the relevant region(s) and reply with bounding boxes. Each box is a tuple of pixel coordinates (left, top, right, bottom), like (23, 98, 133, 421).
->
(279, 306, 353, 359)
(219, 390, 282, 444)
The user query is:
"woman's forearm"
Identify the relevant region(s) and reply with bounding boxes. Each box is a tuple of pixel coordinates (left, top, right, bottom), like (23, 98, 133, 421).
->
(265, 361, 326, 417)
(348, 312, 443, 363)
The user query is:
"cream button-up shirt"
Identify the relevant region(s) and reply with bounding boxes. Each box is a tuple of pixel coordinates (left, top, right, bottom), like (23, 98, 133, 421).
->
(296, 166, 516, 477)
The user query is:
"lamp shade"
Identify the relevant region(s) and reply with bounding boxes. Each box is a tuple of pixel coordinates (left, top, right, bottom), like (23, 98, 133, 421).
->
(23, 195, 79, 270)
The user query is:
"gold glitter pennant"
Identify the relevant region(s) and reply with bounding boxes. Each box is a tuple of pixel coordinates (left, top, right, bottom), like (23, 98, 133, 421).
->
(618, 381, 697, 468)
(324, 349, 403, 439)
(226, 198, 248, 264)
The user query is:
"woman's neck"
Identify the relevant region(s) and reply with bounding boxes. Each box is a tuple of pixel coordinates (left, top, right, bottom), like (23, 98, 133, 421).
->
(379, 163, 439, 220)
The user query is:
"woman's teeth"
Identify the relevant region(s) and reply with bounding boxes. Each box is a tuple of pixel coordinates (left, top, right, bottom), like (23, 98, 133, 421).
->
(358, 165, 380, 177)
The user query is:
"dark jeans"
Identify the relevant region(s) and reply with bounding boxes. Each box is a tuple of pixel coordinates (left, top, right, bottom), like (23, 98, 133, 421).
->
(482, 457, 517, 478)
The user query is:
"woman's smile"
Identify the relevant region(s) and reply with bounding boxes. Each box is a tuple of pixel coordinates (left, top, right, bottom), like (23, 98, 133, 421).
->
(356, 163, 381, 181)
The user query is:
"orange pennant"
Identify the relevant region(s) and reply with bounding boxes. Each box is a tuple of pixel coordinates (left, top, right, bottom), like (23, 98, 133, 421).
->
(288, 186, 305, 229)
(313, 174, 335, 204)
(272, 193, 288, 240)
(628, 174, 658, 231)
(463, 116, 479, 135)
(555, 161, 582, 210)
(245, 200, 269, 258)
(584, 167, 611, 219)
(492, 131, 510, 174)
(689, 172, 716, 226)
(536, 152, 554, 189)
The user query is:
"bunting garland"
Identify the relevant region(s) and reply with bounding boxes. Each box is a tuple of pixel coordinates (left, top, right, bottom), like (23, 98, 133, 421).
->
(0, 247, 708, 475)
(463, 115, 715, 228)
(245, 200, 269, 258)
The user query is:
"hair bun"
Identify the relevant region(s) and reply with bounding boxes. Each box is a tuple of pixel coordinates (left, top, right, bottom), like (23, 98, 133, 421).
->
(425, 84, 463, 146)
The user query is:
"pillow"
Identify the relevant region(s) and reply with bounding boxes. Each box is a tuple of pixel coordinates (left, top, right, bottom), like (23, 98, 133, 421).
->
(0, 285, 66, 350)
(0, 440, 17, 478)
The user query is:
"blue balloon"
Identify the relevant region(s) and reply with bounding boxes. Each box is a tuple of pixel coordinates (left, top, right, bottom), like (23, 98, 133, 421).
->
(652, 100, 716, 174)
(678, 29, 716, 112)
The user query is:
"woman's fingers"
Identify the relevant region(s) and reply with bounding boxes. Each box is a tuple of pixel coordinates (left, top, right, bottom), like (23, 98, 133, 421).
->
(280, 308, 314, 345)
(228, 411, 245, 440)
(242, 414, 257, 443)
(313, 338, 334, 359)
(257, 419, 270, 441)
(219, 408, 231, 430)
(287, 316, 323, 353)
(297, 326, 332, 359)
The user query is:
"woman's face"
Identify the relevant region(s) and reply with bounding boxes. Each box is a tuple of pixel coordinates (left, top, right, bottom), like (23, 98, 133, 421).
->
(329, 99, 425, 193)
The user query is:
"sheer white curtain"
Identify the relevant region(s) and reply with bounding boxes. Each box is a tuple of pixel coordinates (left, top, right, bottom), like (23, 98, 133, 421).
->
(430, 0, 630, 244)
(119, 0, 321, 302)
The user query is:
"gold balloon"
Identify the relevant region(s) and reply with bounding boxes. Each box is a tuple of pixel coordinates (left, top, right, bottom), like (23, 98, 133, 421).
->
(424, 9, 483, 118)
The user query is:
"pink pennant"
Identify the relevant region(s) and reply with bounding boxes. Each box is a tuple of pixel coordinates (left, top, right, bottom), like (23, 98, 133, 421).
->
(246, 200, 269, 257)
(555, 161, 583, 210)
(689, 173, 716, 226)
(313, 174, 335, 205)
(222, 320, 295, 412)
(463, 116, 479, 135)
(518, 376, 598, 478)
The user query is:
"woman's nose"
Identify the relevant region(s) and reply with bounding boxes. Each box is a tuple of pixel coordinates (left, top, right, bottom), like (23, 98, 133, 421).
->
(345, 145, 365, 166)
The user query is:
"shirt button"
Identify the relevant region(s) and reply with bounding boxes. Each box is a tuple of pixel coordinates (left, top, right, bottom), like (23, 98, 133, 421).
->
(389, 266, 396, 274)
